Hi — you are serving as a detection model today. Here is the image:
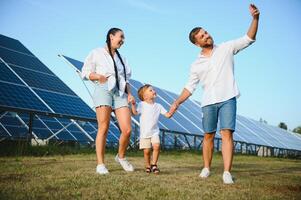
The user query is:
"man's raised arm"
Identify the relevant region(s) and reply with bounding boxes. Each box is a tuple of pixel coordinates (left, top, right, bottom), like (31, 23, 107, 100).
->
(247, 4, 260, 40)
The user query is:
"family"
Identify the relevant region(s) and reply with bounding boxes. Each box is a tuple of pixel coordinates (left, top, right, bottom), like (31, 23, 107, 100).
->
(81, 4, 259, 184)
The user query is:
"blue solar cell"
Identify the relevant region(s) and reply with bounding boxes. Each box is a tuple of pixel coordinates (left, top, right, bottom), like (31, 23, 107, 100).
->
(0, 115, 28, 138)
(0, 125, 10, 137)
(0, 34, 34, 56)
(66, 130, 90, 142)
(237, 116, 277, 147)
(129, 79, 144, 90)
(0, 47, 53, 74)
(257, 121, 301, 151)
(77, 121, 96, 133)
(61, 55, 83, 71)
(0, 62, 23, 85)
(246, 118, 292, 149)
(0, 82, 50, 112)
(38, 118, 63, 131)
(10, 65, 76, 95)
(32, 128, 54, 139)
(34, 89, 95, 118)
(4, 126, 28, 138)
(235, 118, 268, 146)
(55, 130, 77, 141)
(1, 115, 25, 127)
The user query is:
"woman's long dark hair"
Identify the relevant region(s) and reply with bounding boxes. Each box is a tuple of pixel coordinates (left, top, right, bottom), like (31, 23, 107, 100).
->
(106, 28, 127, 92)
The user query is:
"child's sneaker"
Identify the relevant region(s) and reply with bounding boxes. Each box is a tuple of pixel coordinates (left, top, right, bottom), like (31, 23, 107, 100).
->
(96, 164, 109, 175)
(199, 167, 210, 178)
(223, 171, 234, 184)
(115, 154, 134, 172)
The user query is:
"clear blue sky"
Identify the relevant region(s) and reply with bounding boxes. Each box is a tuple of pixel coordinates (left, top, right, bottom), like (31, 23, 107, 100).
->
(1, 0, 300, 130)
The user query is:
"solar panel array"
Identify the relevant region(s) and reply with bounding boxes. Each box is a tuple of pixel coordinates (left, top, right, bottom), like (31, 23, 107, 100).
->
(61, 55, 301, 152)
(0, 34, 122, 145)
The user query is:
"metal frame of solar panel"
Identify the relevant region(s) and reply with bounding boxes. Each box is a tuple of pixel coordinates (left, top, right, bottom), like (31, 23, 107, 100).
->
(0, 34, 123, 147)
(60, 55, 301, 157)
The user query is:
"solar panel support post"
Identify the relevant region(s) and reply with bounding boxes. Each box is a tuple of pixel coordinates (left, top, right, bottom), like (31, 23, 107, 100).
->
(133, 123, 138, 149)
(194, 136, 197, 150)
(197, 138, 203, 150)
(271, 147, 275, 157)
(183, 134, 192, 150)
(27, 113, 34, 146)
(174, 134, 177, 149)
(240, 142, 243, 154)
(161, 131, 165, 151)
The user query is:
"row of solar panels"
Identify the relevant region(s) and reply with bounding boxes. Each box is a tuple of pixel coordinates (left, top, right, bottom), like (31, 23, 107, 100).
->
(1, 34, 301, 151)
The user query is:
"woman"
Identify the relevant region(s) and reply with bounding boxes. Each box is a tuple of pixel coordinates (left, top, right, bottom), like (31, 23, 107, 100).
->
(82, 28, 135, 174)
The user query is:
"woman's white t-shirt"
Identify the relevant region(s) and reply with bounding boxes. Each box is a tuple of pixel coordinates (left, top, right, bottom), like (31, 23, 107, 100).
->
(137, 102, 167, 138)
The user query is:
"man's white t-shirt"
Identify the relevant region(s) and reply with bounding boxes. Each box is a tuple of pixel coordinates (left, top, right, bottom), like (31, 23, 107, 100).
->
(137, 102, 167, 138)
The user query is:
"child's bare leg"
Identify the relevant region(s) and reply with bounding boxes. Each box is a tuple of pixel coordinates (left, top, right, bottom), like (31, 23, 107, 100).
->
(143, 148, 151, 168)
(152, 143, 160, 165)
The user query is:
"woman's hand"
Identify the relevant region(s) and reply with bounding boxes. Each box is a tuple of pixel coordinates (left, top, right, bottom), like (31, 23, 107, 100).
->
(98, 74, 108, 84)
(127, 93, 136, 105)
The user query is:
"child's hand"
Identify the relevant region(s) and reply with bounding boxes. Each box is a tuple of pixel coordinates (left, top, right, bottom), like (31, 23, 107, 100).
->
(128, 94, 136, 105)
(169, 102, 179, 116)
(165, 112, 172, 118)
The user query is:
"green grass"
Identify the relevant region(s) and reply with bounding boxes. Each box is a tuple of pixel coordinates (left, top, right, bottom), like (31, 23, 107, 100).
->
(0, 150, 300, 200)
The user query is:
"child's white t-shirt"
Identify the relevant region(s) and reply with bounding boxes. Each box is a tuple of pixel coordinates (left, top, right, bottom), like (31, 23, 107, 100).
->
(137, 101, 167, 138)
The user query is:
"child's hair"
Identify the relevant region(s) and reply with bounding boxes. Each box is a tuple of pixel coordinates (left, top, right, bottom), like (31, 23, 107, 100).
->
(138, 84, 151, 101)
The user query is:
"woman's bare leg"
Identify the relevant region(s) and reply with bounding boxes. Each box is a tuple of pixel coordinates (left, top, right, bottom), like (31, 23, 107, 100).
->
(95, 106, 112, 164)
(114, 107, 132, 158)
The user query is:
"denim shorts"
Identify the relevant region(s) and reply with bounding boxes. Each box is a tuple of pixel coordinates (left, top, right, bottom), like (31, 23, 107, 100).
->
(92, 82, 129, 110)
(201, 97, 237, 133)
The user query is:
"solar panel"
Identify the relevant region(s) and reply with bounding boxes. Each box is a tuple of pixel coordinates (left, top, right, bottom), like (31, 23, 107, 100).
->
(0, 81, 50, 112)
(0, 34, 34, 55)
(0, 34, 98, 143)
(59, 55, 83, 71)
(0, 47, 53, 74)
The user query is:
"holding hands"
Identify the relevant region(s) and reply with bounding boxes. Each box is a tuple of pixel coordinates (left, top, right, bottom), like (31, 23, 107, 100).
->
(168, 101, 179, 118)
(128, 94, 136, 105)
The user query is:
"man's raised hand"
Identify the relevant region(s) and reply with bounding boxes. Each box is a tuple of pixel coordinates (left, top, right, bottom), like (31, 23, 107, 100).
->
(249, 4, 260, 19)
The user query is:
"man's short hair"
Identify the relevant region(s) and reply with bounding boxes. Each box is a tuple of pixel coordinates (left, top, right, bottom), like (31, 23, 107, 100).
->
(189, 27, 202, 44)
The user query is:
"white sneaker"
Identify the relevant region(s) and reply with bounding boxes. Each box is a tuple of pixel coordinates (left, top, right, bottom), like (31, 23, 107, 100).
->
(223, 171, 234, 184)
(96, 164, 109, 175)
(115, 154, 134, 172)
(199, 167, 210, 178)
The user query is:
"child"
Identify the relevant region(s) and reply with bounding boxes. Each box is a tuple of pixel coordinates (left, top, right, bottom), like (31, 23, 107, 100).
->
(131, 84, 171, 174)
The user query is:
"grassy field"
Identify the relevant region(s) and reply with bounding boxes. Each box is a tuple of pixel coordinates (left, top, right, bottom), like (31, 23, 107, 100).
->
(0, 150, 300, 200)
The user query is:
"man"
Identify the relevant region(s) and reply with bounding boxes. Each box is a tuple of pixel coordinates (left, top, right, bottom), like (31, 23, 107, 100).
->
(169, 4, 259, 184)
